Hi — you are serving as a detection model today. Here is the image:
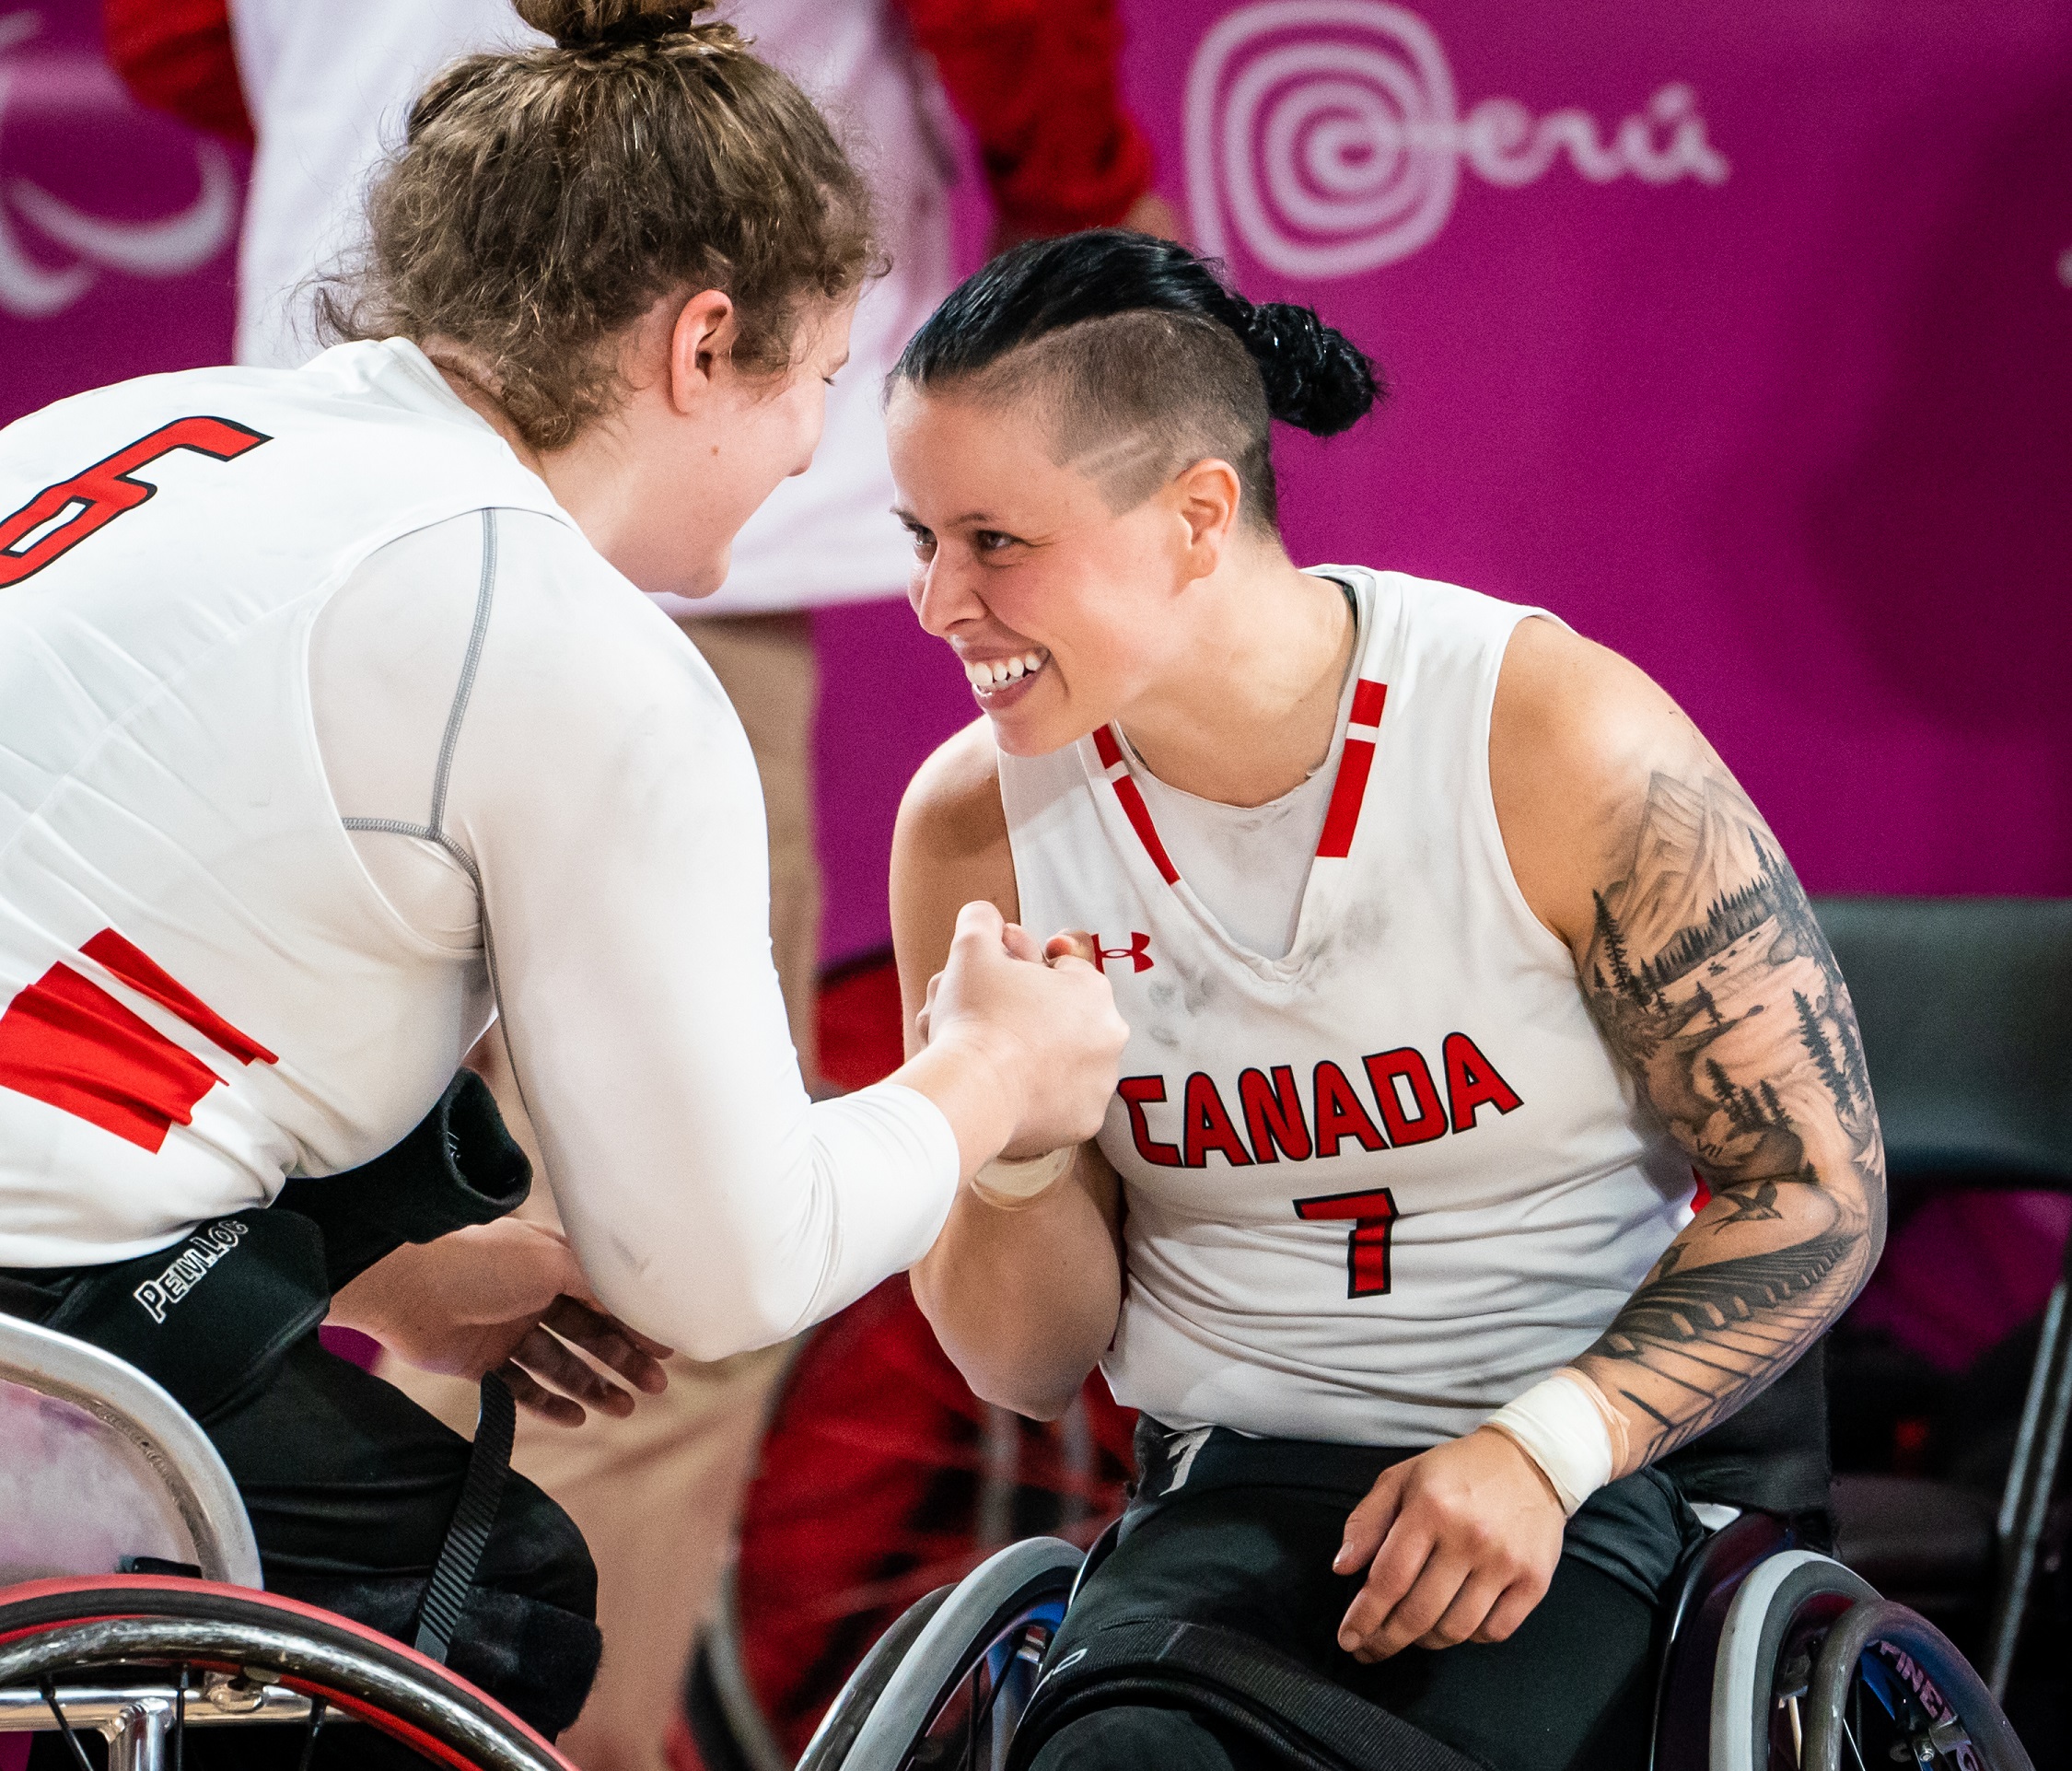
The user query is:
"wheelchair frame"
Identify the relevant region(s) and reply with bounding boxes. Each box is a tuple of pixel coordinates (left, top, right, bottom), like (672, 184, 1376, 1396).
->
(4, 1308, 2037, 1770)
(0, 1313, 575, 1770)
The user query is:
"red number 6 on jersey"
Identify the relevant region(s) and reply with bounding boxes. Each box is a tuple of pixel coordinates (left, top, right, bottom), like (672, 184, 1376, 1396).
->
(1295, 1185, 1400, 1298)
(0, 416, 270, 588)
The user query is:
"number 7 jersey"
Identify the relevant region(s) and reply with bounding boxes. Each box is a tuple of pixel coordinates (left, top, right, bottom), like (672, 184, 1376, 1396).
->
(997, 568, 1695, 1447)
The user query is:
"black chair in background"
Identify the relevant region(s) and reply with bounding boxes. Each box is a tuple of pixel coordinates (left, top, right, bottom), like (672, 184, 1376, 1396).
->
(1815, 895, 2072, 1697)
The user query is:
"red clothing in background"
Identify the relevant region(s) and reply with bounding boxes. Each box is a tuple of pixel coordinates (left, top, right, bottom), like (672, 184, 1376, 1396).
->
(101, 0, 1153, 232)
(903, 0, 1151, 234)
(100, 0, 253, 147)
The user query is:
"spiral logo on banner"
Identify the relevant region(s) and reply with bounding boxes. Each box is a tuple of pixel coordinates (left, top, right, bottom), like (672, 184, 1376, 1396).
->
(0, 9, 237, 320)
(1186, 0, 1729, 280)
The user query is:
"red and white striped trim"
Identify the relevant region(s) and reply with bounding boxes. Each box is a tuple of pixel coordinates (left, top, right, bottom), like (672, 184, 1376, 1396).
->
(1091, 724, 1180, 884)
(1315, 678, 1387, 860)
(1091, 677, 1389, 889)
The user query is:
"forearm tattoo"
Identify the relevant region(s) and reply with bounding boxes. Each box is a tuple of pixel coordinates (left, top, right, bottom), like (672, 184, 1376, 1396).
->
(1571, 766, 1886, 1467)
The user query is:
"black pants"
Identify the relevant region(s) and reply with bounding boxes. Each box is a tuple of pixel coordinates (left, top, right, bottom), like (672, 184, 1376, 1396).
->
(210, 1335, 601, 1728)
(1031, 1423, 1702, 1771)
(17, 1329, 599, 1766)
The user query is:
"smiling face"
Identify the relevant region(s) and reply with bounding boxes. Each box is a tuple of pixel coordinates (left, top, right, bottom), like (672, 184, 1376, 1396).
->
(886, 382, 1224, 756)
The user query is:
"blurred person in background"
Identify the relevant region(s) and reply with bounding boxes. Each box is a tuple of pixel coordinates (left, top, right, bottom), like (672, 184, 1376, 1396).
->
(104, 3, 1173, 1766)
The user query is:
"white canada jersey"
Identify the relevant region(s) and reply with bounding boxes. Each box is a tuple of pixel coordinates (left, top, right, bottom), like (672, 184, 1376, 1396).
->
(998, 569, 1696, 1445)
(0, 344, 565, 1265)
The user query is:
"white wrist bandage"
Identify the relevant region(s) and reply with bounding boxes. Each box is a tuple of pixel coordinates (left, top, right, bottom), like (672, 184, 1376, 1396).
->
(1484, 1370, 1619, 1516)
(970, 1146, 1074, 1210)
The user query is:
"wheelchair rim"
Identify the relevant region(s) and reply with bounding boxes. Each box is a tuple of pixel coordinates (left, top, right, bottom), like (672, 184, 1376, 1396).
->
(703, 1277, 1135, 1761)
(795, 1585, 952, 1771)
(0, 1579, 575, 1770)
(1803, 1599, 2035, 1771)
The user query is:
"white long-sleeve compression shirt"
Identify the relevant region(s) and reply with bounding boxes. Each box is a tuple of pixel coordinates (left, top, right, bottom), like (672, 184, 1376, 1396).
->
(308, 505, 957, 1358)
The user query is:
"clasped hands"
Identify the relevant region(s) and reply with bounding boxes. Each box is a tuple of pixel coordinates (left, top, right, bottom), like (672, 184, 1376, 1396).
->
(1332, 1426, 1567, 1661)
(329, 1216, 670, 1427)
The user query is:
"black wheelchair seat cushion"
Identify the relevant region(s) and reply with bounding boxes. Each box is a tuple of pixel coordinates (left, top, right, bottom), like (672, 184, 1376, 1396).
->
(1008, 1616, 1486, 1771)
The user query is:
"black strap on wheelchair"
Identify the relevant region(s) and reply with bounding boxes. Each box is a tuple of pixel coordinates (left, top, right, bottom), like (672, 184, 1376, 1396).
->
(413, 1371, 517, 1663)
(1007, 1618, 1486, 1771)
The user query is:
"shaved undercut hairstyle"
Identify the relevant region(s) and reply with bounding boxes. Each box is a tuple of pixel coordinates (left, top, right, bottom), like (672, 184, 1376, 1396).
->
(890, 230, 1383, 530)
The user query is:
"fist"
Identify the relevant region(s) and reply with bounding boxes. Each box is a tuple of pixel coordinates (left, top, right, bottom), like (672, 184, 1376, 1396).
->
(923, 902, 1129, 1155)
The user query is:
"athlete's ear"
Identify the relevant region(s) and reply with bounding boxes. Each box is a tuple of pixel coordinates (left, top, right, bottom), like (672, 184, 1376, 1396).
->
(1170, 457, 1243, 583)
(666, 290, 739, 410)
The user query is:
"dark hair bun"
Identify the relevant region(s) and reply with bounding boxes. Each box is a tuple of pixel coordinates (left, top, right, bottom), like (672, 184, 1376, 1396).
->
(514, 0, 713, 51)
(1240, 301, 1380, 437)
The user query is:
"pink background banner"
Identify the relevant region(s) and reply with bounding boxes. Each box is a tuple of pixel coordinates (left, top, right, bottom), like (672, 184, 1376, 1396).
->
(2, 0, 2066, 971)
(0, 6, 243, 424)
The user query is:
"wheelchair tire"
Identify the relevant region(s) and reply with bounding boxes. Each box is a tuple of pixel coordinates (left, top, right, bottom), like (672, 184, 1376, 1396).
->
(1803, 1599, 2034, 1771)
(809, 1537, 1084, 1771)
(0, 1575, 576, 1769)
(793, 1586, 951, 1771)
(1711, 1549, 1875, 1771)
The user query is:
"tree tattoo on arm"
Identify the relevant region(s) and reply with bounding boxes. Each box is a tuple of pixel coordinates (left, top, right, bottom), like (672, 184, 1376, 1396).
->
(1570, 764, 1887, 1468)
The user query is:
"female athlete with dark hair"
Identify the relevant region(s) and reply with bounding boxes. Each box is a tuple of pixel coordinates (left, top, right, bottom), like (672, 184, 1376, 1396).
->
(0, 0, 1123, 1746)
(889, 231, 1885, 1771)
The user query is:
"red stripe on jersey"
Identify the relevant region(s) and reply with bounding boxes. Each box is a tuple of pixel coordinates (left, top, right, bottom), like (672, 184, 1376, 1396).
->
(1111, 775, 1182, 885)
(1315, 739, 1376, 859)
(81, 928, 276, 1066)
(1314, 680, 1388, 858)
(1092, 725, 1182, 884)
(0, 962, 223, 1151)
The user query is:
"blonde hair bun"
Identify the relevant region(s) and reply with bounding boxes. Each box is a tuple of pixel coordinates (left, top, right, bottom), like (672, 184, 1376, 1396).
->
(513, 0, 714, 51)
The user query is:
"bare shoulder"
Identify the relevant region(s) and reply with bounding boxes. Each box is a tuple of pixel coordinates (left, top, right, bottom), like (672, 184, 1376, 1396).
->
(1490, 616, 1720, 951)
(890, 718, 1019, 1028)
(1492, 616, 1696, 775)
(897, 716, 1011, 877)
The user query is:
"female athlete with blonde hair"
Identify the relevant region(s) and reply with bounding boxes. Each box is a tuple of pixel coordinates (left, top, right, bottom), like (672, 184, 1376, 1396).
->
(890, 231, 1884, 1771)
(0, 0, 1123, 1746)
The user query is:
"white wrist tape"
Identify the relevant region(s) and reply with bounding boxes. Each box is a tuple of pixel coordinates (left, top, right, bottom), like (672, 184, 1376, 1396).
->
(970, 1146, 1074, 1210)
(1484, 1371, 1616, 1516)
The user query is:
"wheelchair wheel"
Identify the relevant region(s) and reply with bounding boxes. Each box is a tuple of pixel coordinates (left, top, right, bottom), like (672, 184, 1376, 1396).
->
(1802, 1599, 2034, 1771)
(1711, 1551, 2035, 1771)
(0, 1576, 576, 1768)
(789, 1588, 953, 1771)
(799, 1537, 1083, 1771)
(678, 1278, 1135, 1769)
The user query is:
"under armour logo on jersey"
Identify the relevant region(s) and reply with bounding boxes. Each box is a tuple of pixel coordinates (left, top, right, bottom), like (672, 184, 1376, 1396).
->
(1094, 932, 1154, 974)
